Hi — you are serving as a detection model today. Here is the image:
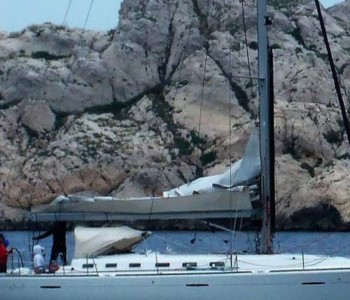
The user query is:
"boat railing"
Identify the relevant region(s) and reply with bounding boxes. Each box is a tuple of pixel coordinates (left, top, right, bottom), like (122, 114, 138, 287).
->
(57, 252, 66, 275)
(83, 255, 99, 275)
(8, 247, 25, 275)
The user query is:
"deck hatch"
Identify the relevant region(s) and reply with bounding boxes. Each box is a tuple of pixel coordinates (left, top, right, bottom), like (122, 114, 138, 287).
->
(302, 282, 325, 285)
(182, 262, 197, 268)
(155, 263, 170, 267)
(209, 262, 225, 268)
(186, 283, 209, 287)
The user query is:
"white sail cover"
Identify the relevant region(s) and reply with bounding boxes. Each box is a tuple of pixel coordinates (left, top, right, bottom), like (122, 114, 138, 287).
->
(163, 127, 260, 197)
(30, 127, 259, 221)
(32, 188, 253, 220)
(74, 226, 149, 258)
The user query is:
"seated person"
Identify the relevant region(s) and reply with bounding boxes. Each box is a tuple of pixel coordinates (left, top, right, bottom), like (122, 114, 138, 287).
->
(33, 245, 45, 274)
(33, 221, 67, 265)
(0, 234, 12, 273)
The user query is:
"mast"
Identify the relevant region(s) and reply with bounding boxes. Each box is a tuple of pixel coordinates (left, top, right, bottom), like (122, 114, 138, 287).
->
(258, 0, 274, 254)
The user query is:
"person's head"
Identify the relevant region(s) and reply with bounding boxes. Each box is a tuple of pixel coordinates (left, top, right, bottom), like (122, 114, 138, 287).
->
(0, 234, 9, 247)
(33, 245, 44, 255)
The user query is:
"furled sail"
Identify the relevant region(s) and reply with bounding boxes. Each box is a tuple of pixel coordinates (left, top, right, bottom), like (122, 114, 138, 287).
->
(163, 126, 260, 197)
(74, 226, 150, 258)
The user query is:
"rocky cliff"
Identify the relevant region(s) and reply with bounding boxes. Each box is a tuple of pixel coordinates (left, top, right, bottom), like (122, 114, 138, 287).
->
(0, 0, 350, 230)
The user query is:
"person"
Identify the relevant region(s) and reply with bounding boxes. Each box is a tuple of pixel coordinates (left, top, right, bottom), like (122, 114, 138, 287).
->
(0, 233, 12, 273)
(33, 221, 67, 265)
(33, 244, 45, 274)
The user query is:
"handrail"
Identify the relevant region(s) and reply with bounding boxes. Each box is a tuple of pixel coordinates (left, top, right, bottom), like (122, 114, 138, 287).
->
(9, 247, 25, 274)
(84, 255, 99, 276)
(58, 253, 65, 275)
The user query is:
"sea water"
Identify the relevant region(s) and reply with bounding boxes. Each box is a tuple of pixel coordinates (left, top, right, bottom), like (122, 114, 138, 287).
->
(3, 230, 350, 268)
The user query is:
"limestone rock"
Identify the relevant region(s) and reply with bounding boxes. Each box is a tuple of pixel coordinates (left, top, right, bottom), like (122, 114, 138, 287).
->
(0, 24, 113, 114)
(0, 0, 350, 230)
(20, 100, 55, 134)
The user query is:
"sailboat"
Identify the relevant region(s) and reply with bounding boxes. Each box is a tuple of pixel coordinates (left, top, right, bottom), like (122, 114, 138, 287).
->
(2, 0, 350, 299)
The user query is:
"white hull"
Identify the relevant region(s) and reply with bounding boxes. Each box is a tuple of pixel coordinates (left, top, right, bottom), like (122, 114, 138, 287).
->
(2, 268, 350, 300)
(2, 253, 350, 300)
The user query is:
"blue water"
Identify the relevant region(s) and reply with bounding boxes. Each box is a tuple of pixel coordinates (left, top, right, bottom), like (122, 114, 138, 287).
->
(3, 230, 350, 268)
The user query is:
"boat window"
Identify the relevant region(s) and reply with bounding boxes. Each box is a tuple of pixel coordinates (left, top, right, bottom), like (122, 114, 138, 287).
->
(182, 262, 197, 268)
(105, 263, 117, 268)
(129, 263, 141, 268)
(210, 262, 225, 267)
(155, 263, 170, 267)
(82, 264, 94, 268)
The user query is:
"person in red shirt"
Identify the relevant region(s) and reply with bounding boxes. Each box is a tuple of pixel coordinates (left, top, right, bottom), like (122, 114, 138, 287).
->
(0, 233, 12, 273)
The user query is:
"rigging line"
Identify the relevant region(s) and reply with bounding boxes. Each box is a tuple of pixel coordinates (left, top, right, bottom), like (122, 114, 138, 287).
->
(245, 231, 254, 253)
(227, 1, 240, 259)
(34, 0, 76, 107)
(314, 0, 350, 148)
(62, 0, 73, 25)
(152, 234, 199, 252)
(284, 232, 335, 253)
(240, 0, 253, 84)
(2, 1, 79, 211)
(198, 53, 208, 132)
(32, 0, 75, 104)
(148, 2, 186, 219)
(147, 1, 196, 220)
(11, 0, 94, 205)
(197, 54, 209, 147)
(82, 0, 95, 30)
(166, 3, 195, 108)
(150, 0, 212, 218)
(332, 240, 350, 256)
(37, 0, 95, 202)
(148, 13, 173, 201)
(231, 74, 259, 80)
(196, 0, 214, 142)
(240, 0, 257, 118)
(57, 0, 95, 113)
(14, 0, 96, 222)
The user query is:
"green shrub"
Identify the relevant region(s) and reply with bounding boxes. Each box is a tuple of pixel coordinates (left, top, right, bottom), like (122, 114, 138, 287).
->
(248, 41, 258, 50)
(200, 151, 217, 165)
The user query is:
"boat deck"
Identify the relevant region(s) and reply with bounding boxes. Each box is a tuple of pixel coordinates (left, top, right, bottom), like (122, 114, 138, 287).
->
(5, 252, 350, 277)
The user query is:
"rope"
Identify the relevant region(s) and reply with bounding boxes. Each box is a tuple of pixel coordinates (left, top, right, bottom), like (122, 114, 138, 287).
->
(240, 0, 253, 84)
(228, 0, 236, 259)
(331, 240, 350, 256)
(62, 0, 73, 26)
(1, 0, 94, 215)
(197, 53, 209, 140)
(283, 232, 335, 253)
(240, 0, 257, 118)
(314, 0, 350, 147)
(148, 3, 197, 221)
(57, 0, 95, 113)
(148, 0, 209, 218)
(196, 0, 214, 144)
(82, 0, 95, 29)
